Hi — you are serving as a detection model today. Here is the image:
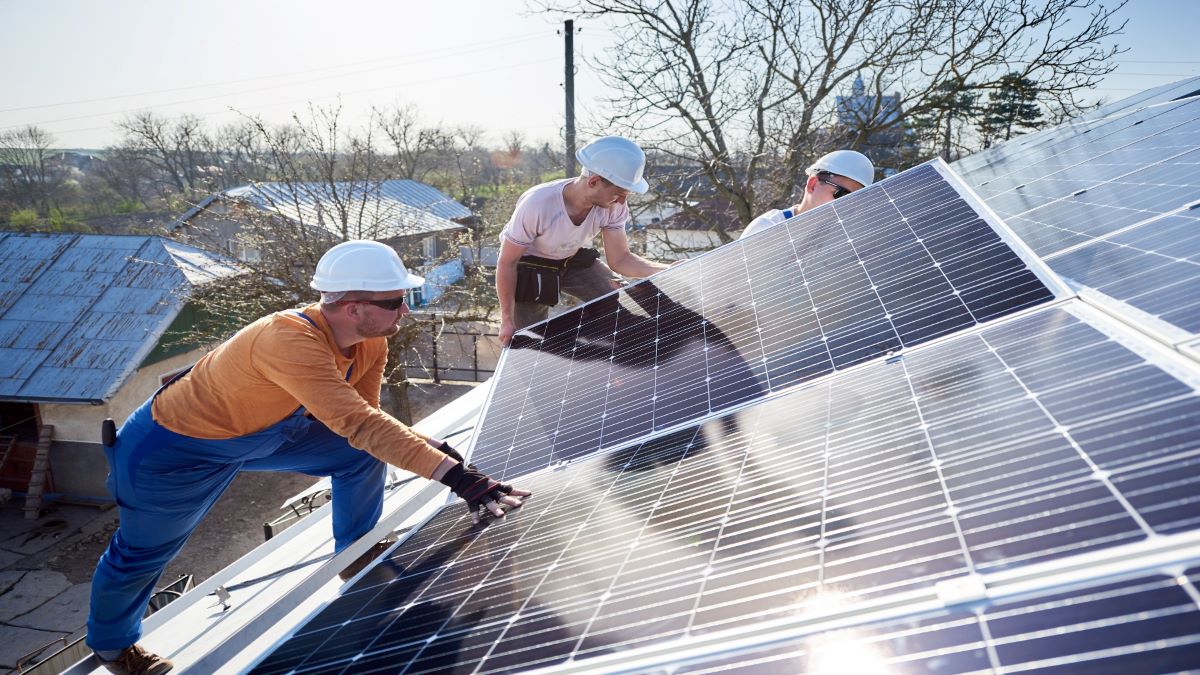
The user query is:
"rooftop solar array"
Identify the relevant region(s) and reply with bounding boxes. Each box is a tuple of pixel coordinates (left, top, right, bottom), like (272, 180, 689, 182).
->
(953, 77, 1200, 338)
(250, 305, 1200, 674)
(246, 80, 1200, 674)
(470, 162, 1060, 481)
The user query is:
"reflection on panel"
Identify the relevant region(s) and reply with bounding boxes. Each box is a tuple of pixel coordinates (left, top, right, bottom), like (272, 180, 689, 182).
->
(471, 163, 1055, 481)
(953, 83, 1200, 336)
(677, 574, 1200, 674)
(250, 305, 1200, 674)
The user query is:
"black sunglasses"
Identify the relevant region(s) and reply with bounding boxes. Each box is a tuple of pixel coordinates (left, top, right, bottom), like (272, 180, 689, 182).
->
(349, 296, 407, 311)
(817, 173, 852, 199)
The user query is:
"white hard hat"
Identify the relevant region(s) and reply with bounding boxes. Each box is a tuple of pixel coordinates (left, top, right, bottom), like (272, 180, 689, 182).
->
(310, 240, 424, 292)
(575, 136, 649, 194)
(807, 150, 875, 187)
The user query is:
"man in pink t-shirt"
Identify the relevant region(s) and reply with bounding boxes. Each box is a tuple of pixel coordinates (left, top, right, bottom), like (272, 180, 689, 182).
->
(496, 136, 669, 344)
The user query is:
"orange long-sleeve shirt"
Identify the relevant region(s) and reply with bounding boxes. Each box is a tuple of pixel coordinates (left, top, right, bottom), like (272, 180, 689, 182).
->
(152, 304, 446, 479)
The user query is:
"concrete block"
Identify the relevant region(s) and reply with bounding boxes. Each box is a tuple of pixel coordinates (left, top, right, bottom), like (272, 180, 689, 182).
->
(11, 581, 90, 633)
(0, 570, 70, 622)
(0, 624, 68, 670)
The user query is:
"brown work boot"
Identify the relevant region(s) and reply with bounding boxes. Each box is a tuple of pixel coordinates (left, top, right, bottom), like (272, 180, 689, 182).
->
(338, 541, 393, 581)
(96, 644, 173, 675)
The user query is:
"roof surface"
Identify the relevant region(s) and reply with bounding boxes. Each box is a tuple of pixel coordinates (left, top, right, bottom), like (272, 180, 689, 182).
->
(0, 232, 239, 403)
(212, 179, 470, 239)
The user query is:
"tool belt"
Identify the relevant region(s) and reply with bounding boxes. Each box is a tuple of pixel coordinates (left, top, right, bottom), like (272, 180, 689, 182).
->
(514, 248, 601, 306)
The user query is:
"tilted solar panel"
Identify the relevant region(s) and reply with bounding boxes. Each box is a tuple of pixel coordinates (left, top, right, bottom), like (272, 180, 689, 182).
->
(954, 81, 1200, 337)
(238, 81, 1200, 675)
(470, 161, 1060, 481)
(249, 305, 1200, 674)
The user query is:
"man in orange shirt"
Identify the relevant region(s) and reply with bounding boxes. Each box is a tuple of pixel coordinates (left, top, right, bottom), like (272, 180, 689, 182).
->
(87, 241, 528, 675)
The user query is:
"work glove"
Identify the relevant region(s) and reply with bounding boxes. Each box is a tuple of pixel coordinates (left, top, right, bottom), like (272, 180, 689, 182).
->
(438, 462, 519, 523)
(438, 440, 472, 468)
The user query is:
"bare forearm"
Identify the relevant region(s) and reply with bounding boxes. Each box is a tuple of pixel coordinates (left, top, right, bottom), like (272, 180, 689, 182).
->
(608, 251, 668, 278)
(495, 261, 518, 320)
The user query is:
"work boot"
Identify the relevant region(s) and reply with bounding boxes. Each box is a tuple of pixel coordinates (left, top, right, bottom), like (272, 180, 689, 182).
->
(338, 541, 393, 581)
(96, 644, 173, 675)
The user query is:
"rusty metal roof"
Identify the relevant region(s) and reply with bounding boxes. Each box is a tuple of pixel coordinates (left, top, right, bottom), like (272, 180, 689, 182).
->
(0, 232, 239, 404)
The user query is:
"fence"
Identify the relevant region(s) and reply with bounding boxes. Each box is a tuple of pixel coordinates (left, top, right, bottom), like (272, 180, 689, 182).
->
(399, 318, 501, 383)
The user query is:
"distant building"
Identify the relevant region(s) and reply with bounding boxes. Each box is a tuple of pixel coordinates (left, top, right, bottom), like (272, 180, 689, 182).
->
(0, 232, 240, 500)
(836, 75, 908, 174)
(638, 199, 741, 260)
(170, 179, 473, 306)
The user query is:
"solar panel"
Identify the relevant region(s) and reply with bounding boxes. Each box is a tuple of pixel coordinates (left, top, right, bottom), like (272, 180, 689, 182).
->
(954, 84, 1200, 337)
(470, 161, 1061, 481)
(674, 573, 1200, 674)
(232, 81, 1200, 675)
(248, 304, 1200, 674)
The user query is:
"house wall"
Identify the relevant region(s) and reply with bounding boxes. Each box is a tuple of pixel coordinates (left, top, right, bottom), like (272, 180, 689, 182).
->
(642, 228, 730, 260)
(175, 203, 255, 259)
(42, 349, 205, 498)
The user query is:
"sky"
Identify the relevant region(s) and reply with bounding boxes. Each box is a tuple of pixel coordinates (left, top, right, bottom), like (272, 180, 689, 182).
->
(1, 0, 1197, 150)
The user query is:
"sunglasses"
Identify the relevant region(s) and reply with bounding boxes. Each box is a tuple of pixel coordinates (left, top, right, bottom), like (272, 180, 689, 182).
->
(347, 296, 407, 311)
(817, 173, 852, 199)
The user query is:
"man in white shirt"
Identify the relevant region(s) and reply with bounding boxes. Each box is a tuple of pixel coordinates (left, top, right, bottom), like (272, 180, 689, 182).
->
(496, 135, 669, 344)
(741, 150, 875, 239)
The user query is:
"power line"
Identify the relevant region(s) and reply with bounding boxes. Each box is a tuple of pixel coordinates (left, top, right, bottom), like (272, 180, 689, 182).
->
(25, 57, 563, 141)
(0, 31, 548, 116)
(2, 40, 554, 133)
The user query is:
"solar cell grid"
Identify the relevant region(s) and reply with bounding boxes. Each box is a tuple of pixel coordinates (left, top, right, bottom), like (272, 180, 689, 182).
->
(953, 88, 1200, 337)
(251, 305, 1200, 674)
(470, 162, 1057, 481)
(675, 574, 1200, 674)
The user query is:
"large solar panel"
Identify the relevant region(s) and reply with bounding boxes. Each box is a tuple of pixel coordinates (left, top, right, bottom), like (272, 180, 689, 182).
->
(237, 81, 1200, 674)
(954, 81, 1200, 337)
(470, 161, 1061, 481)
(249, 304, 1200, 674)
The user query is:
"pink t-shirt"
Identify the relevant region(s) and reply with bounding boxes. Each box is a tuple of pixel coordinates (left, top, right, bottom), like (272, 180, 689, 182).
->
(501, 178, 629, 260)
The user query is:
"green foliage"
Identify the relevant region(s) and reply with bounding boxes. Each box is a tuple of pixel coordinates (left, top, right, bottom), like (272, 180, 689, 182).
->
(978, 73, 1046, 145)
(8, 208, 39, 228)
(115, 199, 144, 214)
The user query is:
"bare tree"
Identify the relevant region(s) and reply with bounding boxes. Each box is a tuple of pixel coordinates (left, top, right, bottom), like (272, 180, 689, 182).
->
(374, 103, 452, 182)
(0, 125, 67, 215)
(539, 0, 1126, 238)
(117, 112, 219, 198)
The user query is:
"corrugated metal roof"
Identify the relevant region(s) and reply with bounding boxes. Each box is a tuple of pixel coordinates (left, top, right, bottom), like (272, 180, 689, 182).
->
(200, 179, 471, 239)
(0, 232, 240, 404)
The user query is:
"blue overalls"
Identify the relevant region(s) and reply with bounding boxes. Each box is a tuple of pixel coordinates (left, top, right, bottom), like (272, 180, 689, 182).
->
(86, 313, 386, 652)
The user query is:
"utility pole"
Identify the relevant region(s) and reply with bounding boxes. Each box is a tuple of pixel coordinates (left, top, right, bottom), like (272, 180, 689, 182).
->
(564, 19, 576, 177)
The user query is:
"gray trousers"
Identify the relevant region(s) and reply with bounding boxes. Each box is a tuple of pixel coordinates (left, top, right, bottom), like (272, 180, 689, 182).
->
(513, 259, 619, 330)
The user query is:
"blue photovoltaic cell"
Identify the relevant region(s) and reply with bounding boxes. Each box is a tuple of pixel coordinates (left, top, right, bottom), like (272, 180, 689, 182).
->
(250, 306, 1200, 674)
(469, 162, 1055, 481)
(953, 83, 1200, 334)
(676, 574, 1200, 674)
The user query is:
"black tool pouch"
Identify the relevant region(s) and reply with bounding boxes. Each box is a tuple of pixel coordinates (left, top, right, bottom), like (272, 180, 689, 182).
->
(515, 258, 563, 306)
(566, 247, 601, 270)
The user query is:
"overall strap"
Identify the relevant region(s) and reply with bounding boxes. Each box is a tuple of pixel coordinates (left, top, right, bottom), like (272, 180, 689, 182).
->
(293, 311, 354, 381)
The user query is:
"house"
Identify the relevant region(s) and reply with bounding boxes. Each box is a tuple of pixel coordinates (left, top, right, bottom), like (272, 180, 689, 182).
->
(0, 232, 240, 501)
(169, 179, 472, 306)
(637, 198, 742, 260)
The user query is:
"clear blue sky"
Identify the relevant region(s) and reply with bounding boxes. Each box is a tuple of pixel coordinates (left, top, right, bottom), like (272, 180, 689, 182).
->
(0, 0, 1195, 150)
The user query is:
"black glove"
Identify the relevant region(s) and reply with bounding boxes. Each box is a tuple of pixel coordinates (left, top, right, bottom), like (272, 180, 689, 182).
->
(438, 440, 470, 467)
(438, 462, 516, 520)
